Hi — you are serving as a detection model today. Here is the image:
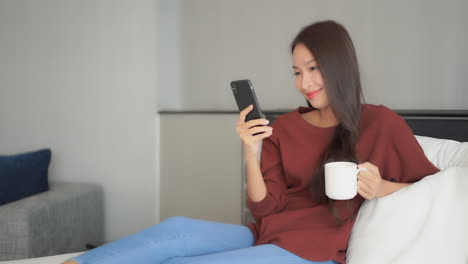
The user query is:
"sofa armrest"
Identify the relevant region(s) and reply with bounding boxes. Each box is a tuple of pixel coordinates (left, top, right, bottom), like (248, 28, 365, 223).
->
(0, 182, 104, 261)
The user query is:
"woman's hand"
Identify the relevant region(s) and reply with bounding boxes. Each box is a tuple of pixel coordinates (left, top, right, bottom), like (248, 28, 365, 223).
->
(236, 105, 273, 154)
(357, 162, 384, 200)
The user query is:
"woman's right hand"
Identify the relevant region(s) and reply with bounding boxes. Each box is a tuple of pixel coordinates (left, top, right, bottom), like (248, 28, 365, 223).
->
(236, 105, 273, 154)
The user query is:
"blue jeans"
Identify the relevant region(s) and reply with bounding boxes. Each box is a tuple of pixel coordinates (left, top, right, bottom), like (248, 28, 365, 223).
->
(72, 216, 339, 264)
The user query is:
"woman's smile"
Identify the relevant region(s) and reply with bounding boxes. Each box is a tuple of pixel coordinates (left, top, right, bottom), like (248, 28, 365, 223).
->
(306, 88, 323, 99)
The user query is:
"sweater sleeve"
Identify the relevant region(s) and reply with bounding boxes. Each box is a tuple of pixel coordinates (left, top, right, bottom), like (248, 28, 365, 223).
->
(247, 131, 289, 221)
(385, 109, 440, 183)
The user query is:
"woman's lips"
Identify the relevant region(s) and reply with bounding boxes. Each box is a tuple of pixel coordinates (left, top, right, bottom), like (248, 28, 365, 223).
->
(306, 88, 323, 99)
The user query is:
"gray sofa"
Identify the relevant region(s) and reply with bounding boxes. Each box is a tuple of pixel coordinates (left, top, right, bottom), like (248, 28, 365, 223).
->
(0, 182, 104, 261)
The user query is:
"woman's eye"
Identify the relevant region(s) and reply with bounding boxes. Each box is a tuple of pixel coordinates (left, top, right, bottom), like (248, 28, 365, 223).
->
(310, 66, 319, 71)
(293, 72, 300, 76)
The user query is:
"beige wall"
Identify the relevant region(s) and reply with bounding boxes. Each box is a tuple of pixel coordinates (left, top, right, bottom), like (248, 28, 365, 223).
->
(158, 0, 468, 111)
(159, 114, 243, 224)
(0, 0, 159, 242)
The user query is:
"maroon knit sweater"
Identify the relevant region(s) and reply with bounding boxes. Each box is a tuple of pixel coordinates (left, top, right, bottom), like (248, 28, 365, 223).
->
(247, 104, 440, 264)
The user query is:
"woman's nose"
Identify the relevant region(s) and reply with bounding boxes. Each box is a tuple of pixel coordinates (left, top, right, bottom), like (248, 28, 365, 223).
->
(301, 73, 312, 90)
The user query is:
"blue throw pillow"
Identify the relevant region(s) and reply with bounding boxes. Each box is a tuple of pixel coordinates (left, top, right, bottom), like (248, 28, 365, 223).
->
(0, 149, 51, 206)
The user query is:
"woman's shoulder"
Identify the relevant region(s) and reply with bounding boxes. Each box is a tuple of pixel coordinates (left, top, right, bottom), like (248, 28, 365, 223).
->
(268, 107, 304, 126)
(361, 104, 401, 124)
(265, 107, 318, 139)
(360, 104, 408, 137)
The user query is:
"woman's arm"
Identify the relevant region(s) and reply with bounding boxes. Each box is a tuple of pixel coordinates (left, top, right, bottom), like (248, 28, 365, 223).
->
(244, 135, 290, 219)
(236, 106, 289, 219)
(244, 151, 268, 202)
(235, 105, 272, 202)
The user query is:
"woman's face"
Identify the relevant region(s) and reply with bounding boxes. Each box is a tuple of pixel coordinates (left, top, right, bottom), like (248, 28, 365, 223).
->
(292, 43, 330, 110)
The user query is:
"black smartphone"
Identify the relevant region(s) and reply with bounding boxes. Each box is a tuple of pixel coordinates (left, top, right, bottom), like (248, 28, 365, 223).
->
(230, 79, 266, 135)
(230, 79, 265, 122)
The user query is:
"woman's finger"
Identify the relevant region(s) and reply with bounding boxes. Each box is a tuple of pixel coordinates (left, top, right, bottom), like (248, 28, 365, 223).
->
(357, 169, 373, 180)
(358, 187, 370, 200)
(254, 130, 273, 140)
(359, 179, 378, 199)
(241, 129, 273, 145)
(244, 118, 269, 129)
(237, 105, 253, 124)
(358, 180, 371, 193)
(247, 126, 272, 136)
(237, 118, 266, 134)
(239, 123, 269, 135)
(357, 176, 372, 186)
(357, 172, 377, 184)
(358, 180, 374, 198)
(358, 162, 379, 175)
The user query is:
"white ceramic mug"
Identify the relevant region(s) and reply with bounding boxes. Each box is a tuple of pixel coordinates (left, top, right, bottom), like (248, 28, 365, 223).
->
(324, 161, 367, 200)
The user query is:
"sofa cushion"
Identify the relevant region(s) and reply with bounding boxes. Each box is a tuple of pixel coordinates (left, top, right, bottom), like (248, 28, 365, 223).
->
(0, 149, 51, 206)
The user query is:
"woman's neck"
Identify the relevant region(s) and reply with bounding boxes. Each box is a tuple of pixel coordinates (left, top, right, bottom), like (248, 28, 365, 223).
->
(316, 107, 339, 127)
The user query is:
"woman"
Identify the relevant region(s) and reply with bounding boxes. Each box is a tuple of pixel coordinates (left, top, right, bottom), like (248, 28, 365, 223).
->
(65, 20, 439, 264)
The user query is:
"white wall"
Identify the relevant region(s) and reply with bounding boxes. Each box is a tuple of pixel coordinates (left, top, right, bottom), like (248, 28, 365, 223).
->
(158, 0, 468, 111)
(0, 0, 159, 242)
(157, 0, 183, 110)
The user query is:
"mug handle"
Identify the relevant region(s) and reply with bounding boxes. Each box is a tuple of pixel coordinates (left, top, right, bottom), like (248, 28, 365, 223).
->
(355, 168, 368, 190)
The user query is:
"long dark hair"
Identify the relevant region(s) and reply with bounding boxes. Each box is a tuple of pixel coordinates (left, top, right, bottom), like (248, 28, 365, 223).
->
(291, 20, 365, 225)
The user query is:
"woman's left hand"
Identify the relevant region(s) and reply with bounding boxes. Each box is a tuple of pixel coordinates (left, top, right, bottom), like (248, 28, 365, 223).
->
(357, 162, 384, 200)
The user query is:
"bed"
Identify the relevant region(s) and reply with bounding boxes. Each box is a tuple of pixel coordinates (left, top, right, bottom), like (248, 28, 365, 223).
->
(2, 109, 467, 264)
(346, 109, 468, 263)
(0, 252, 83, 264)
(396, 109, 468, 142)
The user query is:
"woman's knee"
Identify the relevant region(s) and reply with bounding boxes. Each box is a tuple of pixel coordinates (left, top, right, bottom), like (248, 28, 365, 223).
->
(154, 216, 253, 245)
(149, 216, 195, 234)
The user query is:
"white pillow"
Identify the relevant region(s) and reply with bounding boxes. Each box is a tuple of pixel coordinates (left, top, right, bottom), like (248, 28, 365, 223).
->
(346, 135, 468, 263)
(346, 167, 468, 263)
(415, 135, 468, 169)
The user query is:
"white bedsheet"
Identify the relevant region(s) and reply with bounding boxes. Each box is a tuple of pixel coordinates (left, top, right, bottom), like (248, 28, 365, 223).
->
(347, 167, 468, 263)
(0, 252, 84, 264)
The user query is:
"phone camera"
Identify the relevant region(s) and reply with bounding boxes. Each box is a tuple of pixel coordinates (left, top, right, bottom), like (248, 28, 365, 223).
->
(231, 86, 237, 94)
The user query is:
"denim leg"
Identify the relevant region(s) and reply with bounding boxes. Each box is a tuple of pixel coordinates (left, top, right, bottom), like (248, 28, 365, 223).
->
(163, 244, 339, 264)
(71, 216, 255, 264)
